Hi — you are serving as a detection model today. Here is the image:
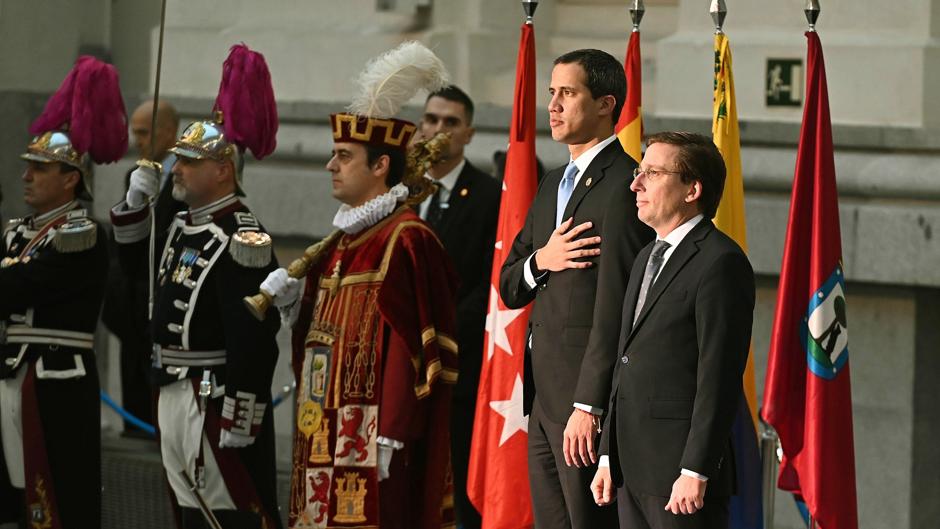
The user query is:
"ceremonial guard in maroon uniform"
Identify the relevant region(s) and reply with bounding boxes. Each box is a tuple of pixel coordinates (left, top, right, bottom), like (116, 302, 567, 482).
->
(111, 44, 282, 529)
(258, 42, 459, 529)
(0, 56, 127, 529)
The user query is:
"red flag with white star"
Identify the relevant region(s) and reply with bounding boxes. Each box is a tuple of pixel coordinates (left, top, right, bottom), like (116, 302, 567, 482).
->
(466, 21, 537, 529)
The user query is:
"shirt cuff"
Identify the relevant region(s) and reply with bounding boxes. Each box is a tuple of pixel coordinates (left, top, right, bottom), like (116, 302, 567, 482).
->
(599, 455, 610, 468)
(573, 403, 604, 416)
(681, 468, 708, 481)
(377, 436, 404, 450)
(110, 201, 152, 244)
(523, 254, 538, 290)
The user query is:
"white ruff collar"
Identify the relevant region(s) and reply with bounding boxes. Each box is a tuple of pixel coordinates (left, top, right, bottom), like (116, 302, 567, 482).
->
(332, 184, 409, 234)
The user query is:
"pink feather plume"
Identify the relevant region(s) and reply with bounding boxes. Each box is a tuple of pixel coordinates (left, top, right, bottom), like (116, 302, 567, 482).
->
(213, 44, 279, 160)
(29, 56, 128, 164)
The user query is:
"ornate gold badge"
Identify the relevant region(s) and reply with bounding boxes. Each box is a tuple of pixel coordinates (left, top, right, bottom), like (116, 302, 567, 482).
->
(298, 400, 323, 437)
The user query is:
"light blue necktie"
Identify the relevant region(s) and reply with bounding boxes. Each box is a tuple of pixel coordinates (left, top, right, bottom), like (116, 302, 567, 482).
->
(556, 161, 578, 227)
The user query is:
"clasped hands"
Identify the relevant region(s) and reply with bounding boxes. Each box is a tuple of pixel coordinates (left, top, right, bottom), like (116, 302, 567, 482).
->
(590, 467, 707, 515)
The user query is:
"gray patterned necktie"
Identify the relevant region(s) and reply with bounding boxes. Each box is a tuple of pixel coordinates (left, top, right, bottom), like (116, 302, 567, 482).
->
(633, 240, 671, 325)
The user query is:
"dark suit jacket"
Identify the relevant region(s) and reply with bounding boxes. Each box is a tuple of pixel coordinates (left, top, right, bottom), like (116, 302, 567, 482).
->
(499, 140, 653, 424)
(600, 219, 755, 498)
(430, 160, 501, 403)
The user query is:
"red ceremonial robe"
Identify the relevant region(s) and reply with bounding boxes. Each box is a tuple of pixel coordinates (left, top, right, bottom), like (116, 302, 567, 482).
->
(288, 207, 458, 529)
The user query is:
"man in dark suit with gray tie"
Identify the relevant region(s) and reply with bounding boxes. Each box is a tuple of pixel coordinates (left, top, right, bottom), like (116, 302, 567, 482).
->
(591, 131, 755, 529)
(500, 49, 653, 529)
(416, 85, 501, 529)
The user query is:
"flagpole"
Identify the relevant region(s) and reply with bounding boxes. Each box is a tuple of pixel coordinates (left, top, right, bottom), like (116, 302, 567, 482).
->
(146, 0, 169, 321)
(804, 14, 822, 524)
(760, 418, 779, 529)
(801, 6, 820, 529)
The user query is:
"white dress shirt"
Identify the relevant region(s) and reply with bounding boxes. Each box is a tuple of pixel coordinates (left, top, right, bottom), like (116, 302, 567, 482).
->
(522, 134, 618, 289)
(419, 159, 465, 220)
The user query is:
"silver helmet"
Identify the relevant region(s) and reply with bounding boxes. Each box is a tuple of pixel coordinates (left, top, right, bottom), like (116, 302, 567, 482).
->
(20, 131, 94, 200)
(169, 117, 245, 196)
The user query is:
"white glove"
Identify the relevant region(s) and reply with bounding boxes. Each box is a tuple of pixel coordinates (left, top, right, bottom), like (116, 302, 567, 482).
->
(126, 164, 161, 208)
(377, 444, 394, 481)
(260, 268, 302, 308)
(219, 429, 255, 448)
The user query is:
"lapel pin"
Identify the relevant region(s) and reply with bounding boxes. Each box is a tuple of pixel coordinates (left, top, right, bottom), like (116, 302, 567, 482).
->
(585, 177, 593, 187)
(460, 188, 469, 197)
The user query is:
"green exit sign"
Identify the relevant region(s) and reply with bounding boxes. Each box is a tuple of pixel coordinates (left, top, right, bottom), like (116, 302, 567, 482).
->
(766, 58, 803, 107)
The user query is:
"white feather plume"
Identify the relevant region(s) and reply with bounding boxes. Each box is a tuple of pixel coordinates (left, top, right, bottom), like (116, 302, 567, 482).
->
(348, 41, 450, 119)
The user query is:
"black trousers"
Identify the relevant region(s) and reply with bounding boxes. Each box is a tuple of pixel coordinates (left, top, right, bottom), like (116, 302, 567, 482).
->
(119, 334, 154, 431)
(528, 398, 618, 529)
(616, 483, 729, 529)
(451, 393, 482, 529)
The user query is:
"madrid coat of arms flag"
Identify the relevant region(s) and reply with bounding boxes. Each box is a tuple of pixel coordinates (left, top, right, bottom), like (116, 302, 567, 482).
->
(762, 30, 859, 529)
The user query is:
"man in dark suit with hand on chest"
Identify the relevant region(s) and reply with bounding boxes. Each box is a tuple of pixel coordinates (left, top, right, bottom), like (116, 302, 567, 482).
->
(500, 49, 653, 529)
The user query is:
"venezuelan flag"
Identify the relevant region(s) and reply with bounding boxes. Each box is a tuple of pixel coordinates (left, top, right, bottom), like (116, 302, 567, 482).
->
(712, 31, 763, 529)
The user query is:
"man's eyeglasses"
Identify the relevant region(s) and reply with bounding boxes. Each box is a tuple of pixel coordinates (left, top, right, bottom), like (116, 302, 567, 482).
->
(632, 167, 680, 181)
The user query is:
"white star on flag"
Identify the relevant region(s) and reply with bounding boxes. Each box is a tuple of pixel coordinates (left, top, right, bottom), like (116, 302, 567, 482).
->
(489, 374, 528, 446)
(485, 285, 525, 360)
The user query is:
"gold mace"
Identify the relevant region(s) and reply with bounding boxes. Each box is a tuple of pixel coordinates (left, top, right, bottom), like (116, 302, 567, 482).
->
(243, 230, 342, 321)
(243, 132, 451, 321)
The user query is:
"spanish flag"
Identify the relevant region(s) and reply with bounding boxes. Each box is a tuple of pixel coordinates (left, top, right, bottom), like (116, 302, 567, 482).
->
(616, 30, 642, 163)
(712, 32, 763, 529)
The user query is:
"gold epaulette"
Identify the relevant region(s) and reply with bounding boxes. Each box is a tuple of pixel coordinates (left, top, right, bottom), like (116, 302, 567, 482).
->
(53, 210, 97, 253)
(230, 230, 273, 268)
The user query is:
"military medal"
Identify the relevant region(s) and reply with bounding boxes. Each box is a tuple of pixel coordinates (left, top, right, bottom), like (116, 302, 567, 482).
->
(172, 247, 200, 284)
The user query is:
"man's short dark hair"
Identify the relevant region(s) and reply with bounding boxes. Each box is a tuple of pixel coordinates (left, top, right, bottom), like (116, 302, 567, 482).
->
(645, 131, 726, 219)
(365, 144, 406, 188)
(58, 162, 86, 200)
(426, 85, 475, 125)
(553, 49, 626, 123)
